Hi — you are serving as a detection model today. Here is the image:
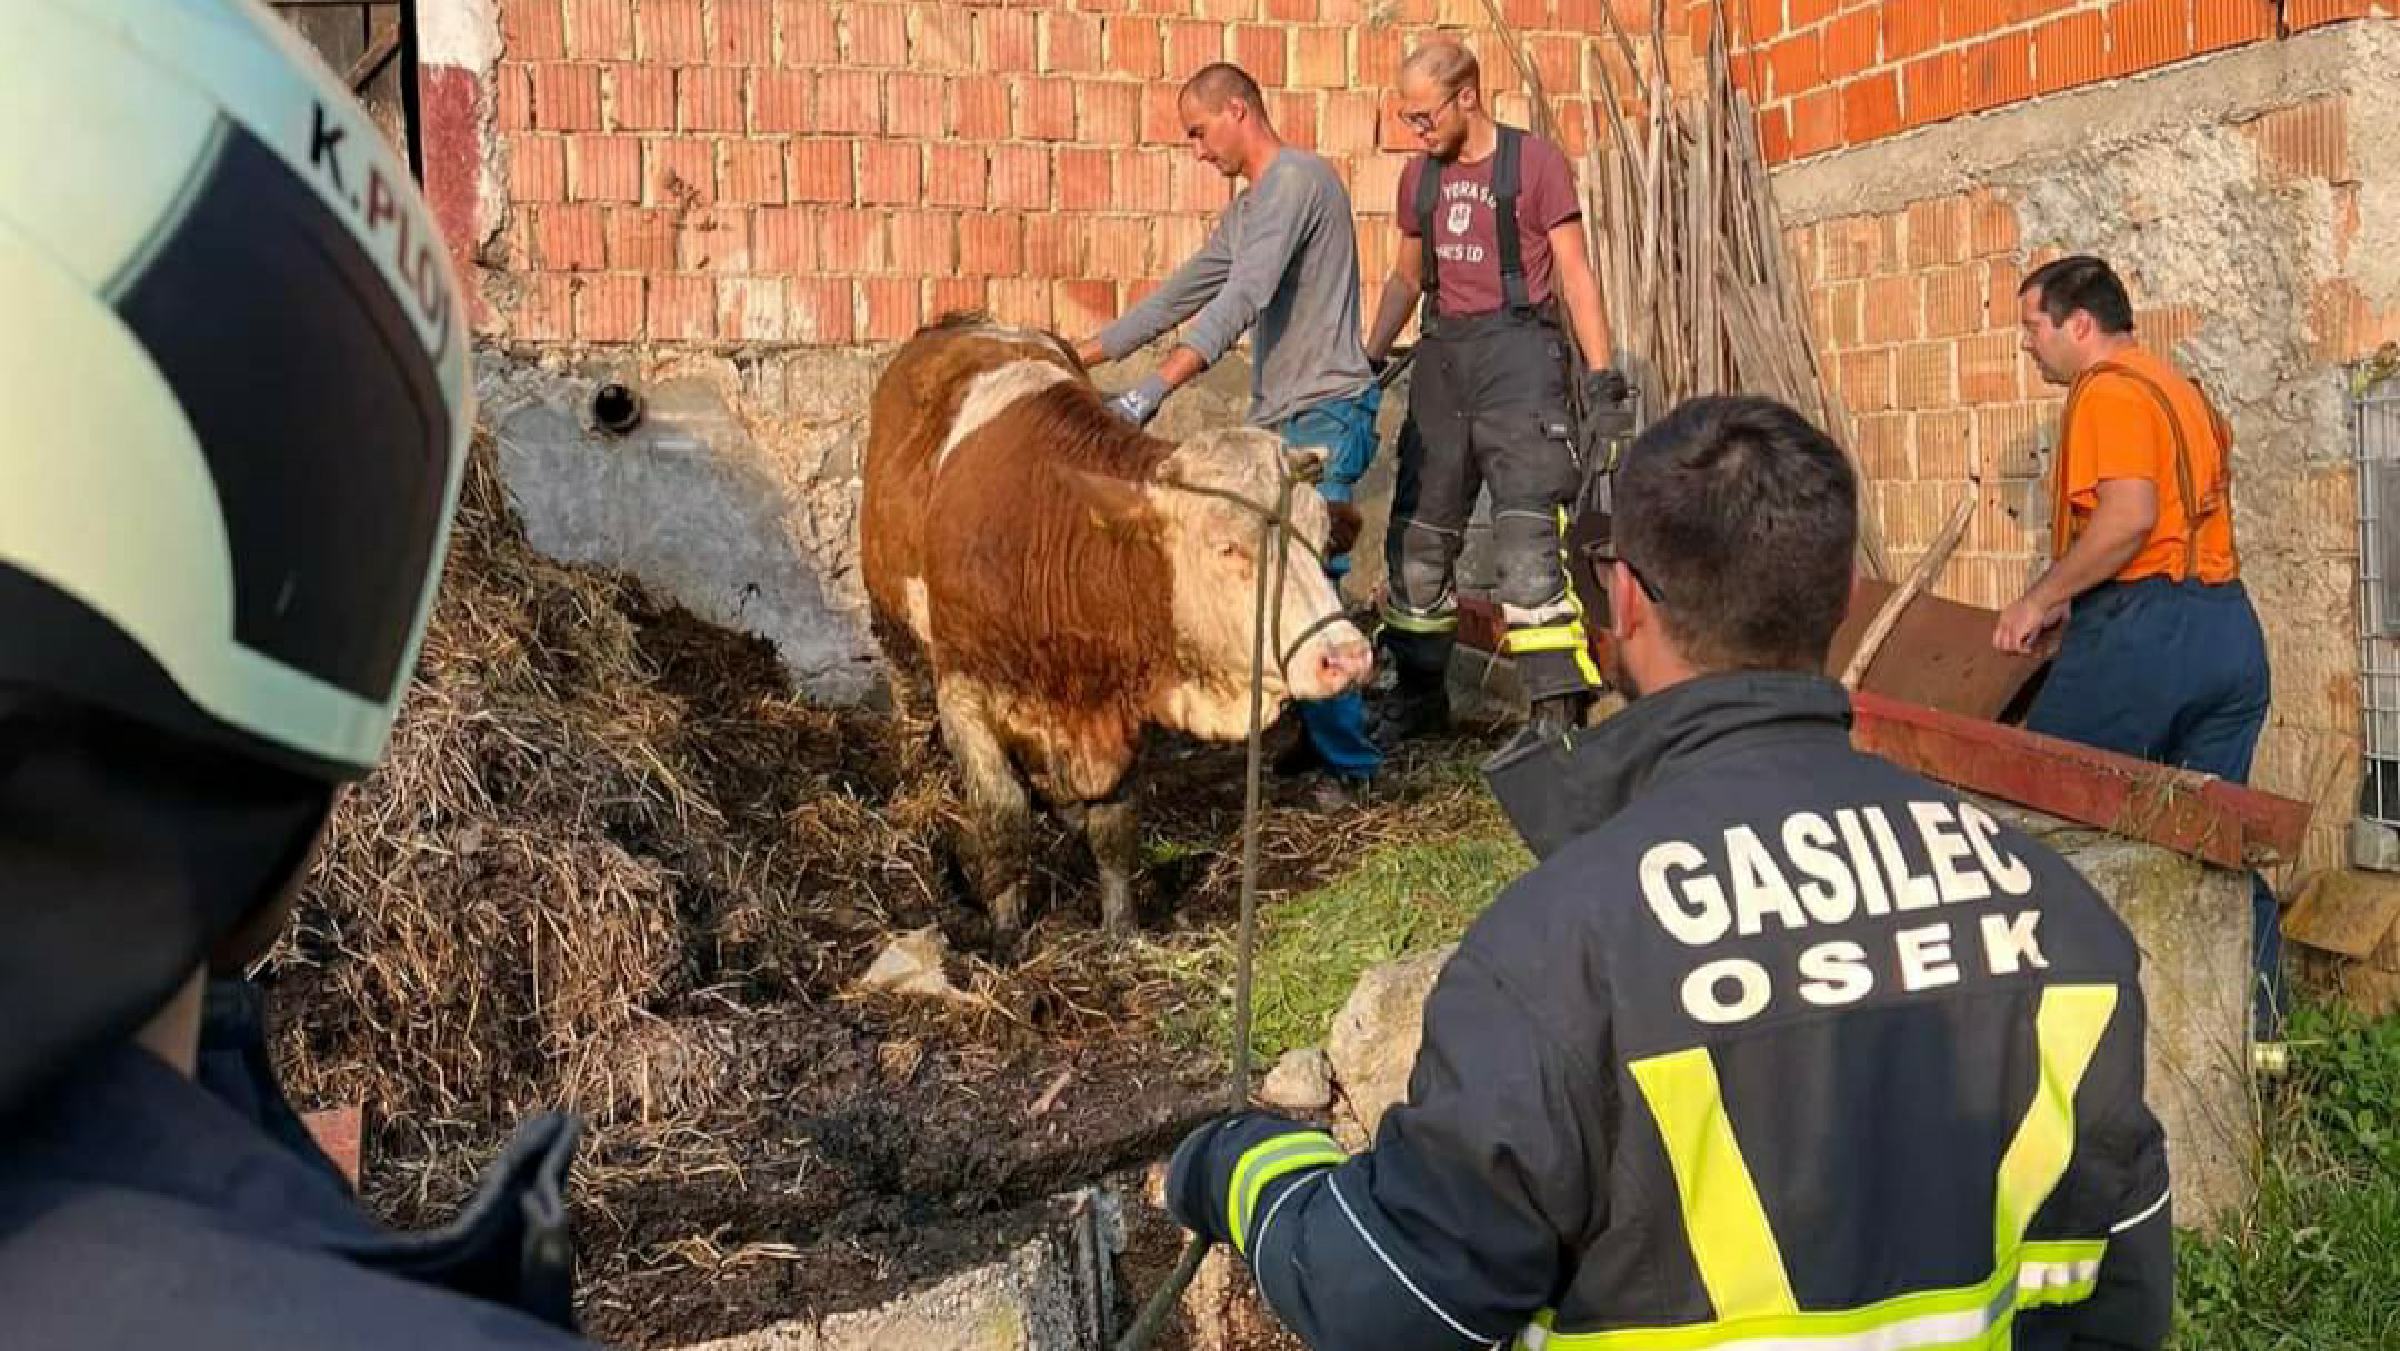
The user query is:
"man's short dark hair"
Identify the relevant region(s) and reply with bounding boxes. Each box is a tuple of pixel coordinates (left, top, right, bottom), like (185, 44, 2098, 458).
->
(1600, 395, 1858, 672)
(1182, 63, 1266, 116)
(2019, 255, 2135, 334)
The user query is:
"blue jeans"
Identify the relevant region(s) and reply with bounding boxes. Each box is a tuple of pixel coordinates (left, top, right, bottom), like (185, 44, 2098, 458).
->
(2022, 575, 2285, 1038)
(1278, 383, 1384, 781)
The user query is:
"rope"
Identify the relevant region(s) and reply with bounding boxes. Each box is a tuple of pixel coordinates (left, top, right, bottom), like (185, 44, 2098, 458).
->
(1112, 467, 1297, 1351)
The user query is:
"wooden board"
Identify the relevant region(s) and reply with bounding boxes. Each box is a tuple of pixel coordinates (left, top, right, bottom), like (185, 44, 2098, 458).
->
(1824, 577, 2049, 722)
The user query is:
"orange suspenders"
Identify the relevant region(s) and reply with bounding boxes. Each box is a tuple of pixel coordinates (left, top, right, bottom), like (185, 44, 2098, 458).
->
(2050, 360, 2236, 582)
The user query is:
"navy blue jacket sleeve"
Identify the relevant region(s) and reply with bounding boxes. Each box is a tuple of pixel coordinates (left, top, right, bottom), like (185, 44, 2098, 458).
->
(1167, 944, 1608, 1351)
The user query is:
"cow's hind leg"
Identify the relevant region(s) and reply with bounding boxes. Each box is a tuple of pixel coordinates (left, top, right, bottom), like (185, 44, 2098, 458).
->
(935, 680, 1033, 951)
(870, 606, 941, 765)
(1082, 797, 1140, 936)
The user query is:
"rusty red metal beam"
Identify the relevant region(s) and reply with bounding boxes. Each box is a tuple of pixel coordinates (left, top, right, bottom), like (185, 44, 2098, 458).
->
(1849, 690, 2311, 870)
(1445, 595, 2313, 869)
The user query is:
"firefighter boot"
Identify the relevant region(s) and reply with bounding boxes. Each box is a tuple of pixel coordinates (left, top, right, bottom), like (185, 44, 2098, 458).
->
(1371, 630, 1453, 747)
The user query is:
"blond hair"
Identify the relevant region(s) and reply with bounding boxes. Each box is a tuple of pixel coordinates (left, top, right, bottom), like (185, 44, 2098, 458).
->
(1400, 37, 1481, 96)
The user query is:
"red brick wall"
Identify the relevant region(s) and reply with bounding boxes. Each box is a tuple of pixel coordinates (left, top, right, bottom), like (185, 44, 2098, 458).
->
(483, 0, 2396, 348)
(1746, 0, 2395, 165)
(487, 0, 1708, 347)
(1786, 92, 2395, 615)
(1788, 189, 2053, 609)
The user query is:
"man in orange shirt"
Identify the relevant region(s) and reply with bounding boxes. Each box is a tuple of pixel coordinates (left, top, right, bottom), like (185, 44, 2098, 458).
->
(1994, 255, 2281, 1045)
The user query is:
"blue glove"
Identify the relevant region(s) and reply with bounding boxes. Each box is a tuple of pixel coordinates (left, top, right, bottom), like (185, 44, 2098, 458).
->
(1104, 373, 1172, 428)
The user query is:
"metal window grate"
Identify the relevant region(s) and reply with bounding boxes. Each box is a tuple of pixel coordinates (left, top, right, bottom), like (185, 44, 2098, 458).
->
(2354, 377, 2400, 829)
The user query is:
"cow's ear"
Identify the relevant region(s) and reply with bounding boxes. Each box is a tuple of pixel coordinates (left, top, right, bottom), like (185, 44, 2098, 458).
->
(1062, 465, 1154, 530)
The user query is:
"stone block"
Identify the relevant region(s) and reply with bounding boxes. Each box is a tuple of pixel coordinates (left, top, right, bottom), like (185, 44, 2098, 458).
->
(1324, 944, 1453, 1143)
(1986, 800, 2259, 1230)
(674, 1190, 1121, 1351)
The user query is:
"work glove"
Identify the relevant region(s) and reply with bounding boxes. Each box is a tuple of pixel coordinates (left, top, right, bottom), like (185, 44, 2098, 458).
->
(1164, 1116, 1244, 1245)
(1326, 501, 1364, 561)
(1104, 374, 1171, 428)
(1581, 365, 1631, 409)
(1163, 1111, 1344, 1251)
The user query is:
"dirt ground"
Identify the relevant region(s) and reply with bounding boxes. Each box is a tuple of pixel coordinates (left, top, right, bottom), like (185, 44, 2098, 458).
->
(261, 443, 1509, 1348)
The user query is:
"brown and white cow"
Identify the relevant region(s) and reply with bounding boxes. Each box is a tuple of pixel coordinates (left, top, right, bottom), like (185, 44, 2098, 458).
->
(860, 312, 1373, 946)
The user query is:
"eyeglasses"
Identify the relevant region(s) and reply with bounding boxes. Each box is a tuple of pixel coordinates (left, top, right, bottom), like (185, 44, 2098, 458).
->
(1399, 89, 1461, 134)
(1578, 542, 1665, 604)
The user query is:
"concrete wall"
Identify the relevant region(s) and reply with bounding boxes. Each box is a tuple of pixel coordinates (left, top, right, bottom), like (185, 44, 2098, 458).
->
(1987, 798, 2259, 1228)
(1772, 19, 2400, 872)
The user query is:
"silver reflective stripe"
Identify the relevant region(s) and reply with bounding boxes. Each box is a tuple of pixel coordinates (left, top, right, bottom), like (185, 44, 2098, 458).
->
(1327, 1172, 1494, 1345)
(1250, 1168, 1320, 1265)
(2020, 1258, 2103, 1294)
(2111, 1188, 2170, 1233)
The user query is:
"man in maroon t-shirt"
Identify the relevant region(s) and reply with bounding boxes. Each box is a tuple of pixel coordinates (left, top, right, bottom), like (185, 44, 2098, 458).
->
(1363, 37, 1629, 751)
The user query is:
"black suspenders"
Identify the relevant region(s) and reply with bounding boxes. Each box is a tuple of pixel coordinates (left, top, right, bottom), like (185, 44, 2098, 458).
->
(1491, 126, 1530, 313)
(1414, 125, 1533, 331)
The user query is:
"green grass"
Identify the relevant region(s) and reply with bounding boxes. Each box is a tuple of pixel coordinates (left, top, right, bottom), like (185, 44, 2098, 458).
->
(1234, 833, 1533, 1063)
(2170, 1003, 2400, 1349)
(1161, 824, 1532, 1069)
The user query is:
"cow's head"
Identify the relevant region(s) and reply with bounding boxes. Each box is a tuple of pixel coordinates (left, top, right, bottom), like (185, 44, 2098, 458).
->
(1143, 428, 1374, 708)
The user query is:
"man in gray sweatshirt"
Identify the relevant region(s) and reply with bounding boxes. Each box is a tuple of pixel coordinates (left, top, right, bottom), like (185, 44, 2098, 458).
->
(1077, 62, 1385, 793)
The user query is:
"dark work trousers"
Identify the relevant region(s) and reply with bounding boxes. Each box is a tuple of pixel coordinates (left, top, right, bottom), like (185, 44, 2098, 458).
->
(1380, 311, 1596, 704)
(2023, 575, 2285, 1039)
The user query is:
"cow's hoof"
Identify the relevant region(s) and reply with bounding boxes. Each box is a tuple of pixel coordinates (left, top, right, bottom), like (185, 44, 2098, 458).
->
(991, 925, 1032, 964)
(1099, 882, 1138, 938)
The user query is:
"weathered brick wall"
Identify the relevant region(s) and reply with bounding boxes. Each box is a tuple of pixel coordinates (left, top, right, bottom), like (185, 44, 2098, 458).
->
(1775, 33, 2400, 870)
(478, 0, 2398, 346)
(1789, 89, 2390, 606)
(484, 0, 1717, 349)
(1747, 0, 2395, 164)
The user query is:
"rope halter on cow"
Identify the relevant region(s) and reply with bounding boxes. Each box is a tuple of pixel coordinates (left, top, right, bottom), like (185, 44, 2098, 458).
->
(1149, 453, 1355, 692)
(1108, 450, 1334, 1351)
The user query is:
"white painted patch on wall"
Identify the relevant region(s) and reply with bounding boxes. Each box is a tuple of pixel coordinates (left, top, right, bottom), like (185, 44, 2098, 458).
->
(417, 0, 500, 68)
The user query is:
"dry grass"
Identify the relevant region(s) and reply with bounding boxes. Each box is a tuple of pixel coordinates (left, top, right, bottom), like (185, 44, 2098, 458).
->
(251, 431, 1522, 1318)
(260, 433, 962, 1213)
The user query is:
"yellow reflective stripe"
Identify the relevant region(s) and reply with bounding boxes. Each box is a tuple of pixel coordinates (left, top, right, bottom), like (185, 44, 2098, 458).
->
(1504, 626, 1588, 655)
(1225, 1131, 1344, 1256)
(1628, 1048, 1799, 1320)
(1379, 602, 1458, 634)
(1994, 985, 2119, 1257)
(1518, 1265, 2016, 1349)
(1552, 505, 1603, 687)
(2018, 1238, 2107, 1308)
(1536, 987, 2121, 1350)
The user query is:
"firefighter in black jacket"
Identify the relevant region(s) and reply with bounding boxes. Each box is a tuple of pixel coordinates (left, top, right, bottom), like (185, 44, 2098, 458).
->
(1165, 395, 2174, 1351)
